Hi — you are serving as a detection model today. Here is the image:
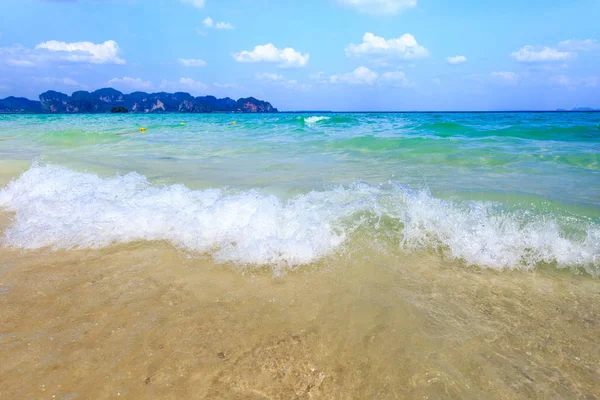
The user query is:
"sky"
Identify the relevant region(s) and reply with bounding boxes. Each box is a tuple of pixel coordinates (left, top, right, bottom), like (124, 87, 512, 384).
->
(0, 0, 599, 111)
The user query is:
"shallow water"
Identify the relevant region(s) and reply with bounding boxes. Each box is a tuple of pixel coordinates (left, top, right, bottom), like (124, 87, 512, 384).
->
(0, 113, 599, 398)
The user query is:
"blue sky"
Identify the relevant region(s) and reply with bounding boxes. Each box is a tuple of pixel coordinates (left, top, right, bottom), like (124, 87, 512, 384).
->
(0, 0, 599, 111)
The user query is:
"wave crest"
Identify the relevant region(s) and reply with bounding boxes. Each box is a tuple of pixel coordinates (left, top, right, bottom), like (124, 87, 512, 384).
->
(1, 165, 598, 274)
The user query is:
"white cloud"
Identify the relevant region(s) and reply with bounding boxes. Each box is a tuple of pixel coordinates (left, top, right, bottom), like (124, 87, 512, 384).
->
(447, 55, 467, 64)
(511, 45, 573, 63)
(233, 43, 309, 68)
(7, 59, 35, 67)
(158, 79, 234, 94)
(255, 73, 310, 91)
(215, 22, 235, 30)
(178, 77, 209, 92)
(179, 58, 207, 67)
(380, 71, 409, 86)
(337, 0, 417, 15)
(213, 82, 239, 89)
(313, 67, 411, 86)
(202, 17, 234, 30)
(35, 40, 125, 64)
(545, 75, 600, 88)
(557, 39, 598, 52)
(35, 77, 81, 87)
(491, 71, 519, 83)
(181, 0, 205, 9)
(108, 77, 153, 90)
(0, 45, 37, 67)
(330, 66, 379, 85)
(256, 73, 286, 82)
(345, 32, 429, 61)
(511, 39, 598, 63)
(309, 72, 327, 80)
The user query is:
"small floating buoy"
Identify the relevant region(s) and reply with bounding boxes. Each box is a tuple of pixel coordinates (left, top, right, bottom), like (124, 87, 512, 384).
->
(140, 127, 146, 132)
(264, 118, 267, 120)
(275, 118, 279, 121)
(232, 121, 237, 125)
(180, 122, 185, 125)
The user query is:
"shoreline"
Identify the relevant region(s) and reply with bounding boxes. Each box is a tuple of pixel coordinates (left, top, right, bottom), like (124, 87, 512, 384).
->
(1, 239, 599, 399)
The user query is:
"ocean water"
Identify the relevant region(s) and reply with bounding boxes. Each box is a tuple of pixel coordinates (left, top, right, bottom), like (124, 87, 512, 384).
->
(0, 112, 598, 274)
(1, 112, 600, 398)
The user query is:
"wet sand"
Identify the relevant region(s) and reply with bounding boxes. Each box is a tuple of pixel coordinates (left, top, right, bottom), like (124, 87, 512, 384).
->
(1, 162, 600, 399)
(1, 234, 599, 399)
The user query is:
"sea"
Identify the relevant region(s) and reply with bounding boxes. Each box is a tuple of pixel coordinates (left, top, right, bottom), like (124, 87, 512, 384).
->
(0, 112, 599, 398)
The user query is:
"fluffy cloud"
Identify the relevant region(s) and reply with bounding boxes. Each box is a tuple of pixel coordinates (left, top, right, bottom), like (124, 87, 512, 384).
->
(313, 67, 410, 86)
(447, 55, 467, 64)
(511, 38, 598, 63)
(178, 77, 209, 91)
(511, 45, 573, 63)
(255, 73, 310, 90)
(380, 71, 409, 86)
(35, 40, 125, 64)
(337, 0, 417, 15)
(233, 43, 309, 68)
(202, 17, 234, 30)
(256, 73, 286, 82)
(108, 77, 153, 90)
(1, 40, 124, 67)
(215, 22, 235, 30)
(329, 66, 379, 85)
(179, 58, 207, 67)
(345, 33, 429, 61)
(557, 39, 598, 52)
(181, 0, 205, 8)
(490, 71, 519, 84)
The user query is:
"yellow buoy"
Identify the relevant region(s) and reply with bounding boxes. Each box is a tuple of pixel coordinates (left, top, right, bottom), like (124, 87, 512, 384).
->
(180, 122, 185, 125)
(140, 127, 146, 132)
(232, 121, 237, 125)
(264, 118, 267, 120)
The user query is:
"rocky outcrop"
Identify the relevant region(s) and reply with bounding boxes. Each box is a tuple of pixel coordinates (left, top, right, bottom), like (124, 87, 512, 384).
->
(40, 90, 71, 113)
(0, 88, 278, 114)
(0, 96, 41, 113)
(236, 97, 276, 113)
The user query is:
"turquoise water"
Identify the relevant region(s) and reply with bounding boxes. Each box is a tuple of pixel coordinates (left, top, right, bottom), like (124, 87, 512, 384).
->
(0, 112, 599, 274)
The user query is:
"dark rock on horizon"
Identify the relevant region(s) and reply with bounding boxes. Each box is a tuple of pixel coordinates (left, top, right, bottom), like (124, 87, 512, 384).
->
(0, 96, 41, 113)
(110, 106, 129, 113)
(0, 88, 278, 114)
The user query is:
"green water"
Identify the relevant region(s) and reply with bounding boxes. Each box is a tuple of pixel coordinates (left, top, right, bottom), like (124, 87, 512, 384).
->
(0, 112, 599, 274)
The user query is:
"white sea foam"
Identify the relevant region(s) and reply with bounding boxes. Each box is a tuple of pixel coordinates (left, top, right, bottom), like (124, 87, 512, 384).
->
(0, 164, 598, 274)
(304, 116, 330, 125)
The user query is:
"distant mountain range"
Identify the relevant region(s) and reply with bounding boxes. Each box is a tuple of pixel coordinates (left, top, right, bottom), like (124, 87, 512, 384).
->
(0, 88, 278, 114)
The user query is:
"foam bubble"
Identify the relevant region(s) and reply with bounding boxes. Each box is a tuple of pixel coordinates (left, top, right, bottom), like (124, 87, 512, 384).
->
(1, 164, 598, 274)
